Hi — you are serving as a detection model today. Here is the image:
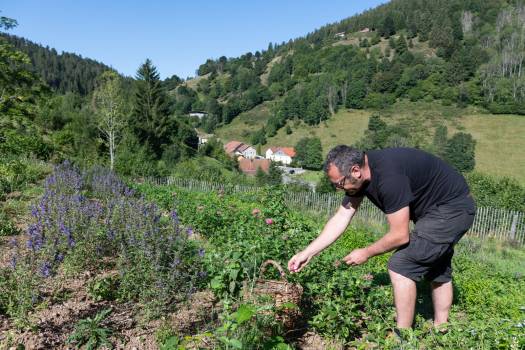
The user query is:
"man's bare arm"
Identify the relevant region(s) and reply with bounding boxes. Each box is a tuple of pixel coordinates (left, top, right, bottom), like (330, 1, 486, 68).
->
(343, 206, 410, 265)
(288, 196, 362, 272)
(366, 206, 410, 257)
(303, 196, 362, 256)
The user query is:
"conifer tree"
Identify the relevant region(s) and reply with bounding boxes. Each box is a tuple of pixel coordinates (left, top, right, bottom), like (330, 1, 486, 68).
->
(396, 34, 408, 55)
(267, 162, 282, 185)
(131, 59, 171, 158)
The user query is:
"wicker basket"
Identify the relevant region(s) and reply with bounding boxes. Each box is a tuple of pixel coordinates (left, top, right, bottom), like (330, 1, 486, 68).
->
(242, 259, 303, 328)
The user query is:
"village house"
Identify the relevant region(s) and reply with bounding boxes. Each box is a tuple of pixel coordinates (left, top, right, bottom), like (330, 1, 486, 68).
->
(359, 27, 371, 33)
(265, 147, 296, 165)
(335, 32, 346, 39)
(197, 132, 214, 146)
(189, 111, 208, 119)
(224, 141, 257, 159)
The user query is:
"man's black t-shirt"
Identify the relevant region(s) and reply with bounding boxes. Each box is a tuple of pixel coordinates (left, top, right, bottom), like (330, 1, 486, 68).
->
(342, 148, 469, 222)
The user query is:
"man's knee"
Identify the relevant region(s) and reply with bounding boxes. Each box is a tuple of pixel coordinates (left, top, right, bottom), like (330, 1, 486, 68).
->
(388, 269, 416, 285)
(431, 280, 452, 288)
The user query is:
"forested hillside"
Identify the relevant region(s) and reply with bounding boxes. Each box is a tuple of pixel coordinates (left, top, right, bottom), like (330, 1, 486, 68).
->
(1, 33, 114, 95)
(185, 0, 524, 137)
(0, 17, 202, 183)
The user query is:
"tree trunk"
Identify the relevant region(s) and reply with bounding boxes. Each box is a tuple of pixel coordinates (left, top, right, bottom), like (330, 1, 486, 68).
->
(109, 130, 115, 170)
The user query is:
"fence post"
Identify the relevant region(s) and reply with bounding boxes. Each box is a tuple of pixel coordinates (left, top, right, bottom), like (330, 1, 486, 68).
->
(510, 213, 519, 241)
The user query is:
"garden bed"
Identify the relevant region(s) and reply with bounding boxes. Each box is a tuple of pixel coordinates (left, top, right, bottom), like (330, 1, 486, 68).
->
(1, 163, 524, 349)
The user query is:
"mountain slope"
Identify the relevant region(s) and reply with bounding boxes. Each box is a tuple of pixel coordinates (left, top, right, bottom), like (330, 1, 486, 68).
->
(185, 0, 525, 183)
(1, 33, 113, 95)
(186, 0, 524, 131)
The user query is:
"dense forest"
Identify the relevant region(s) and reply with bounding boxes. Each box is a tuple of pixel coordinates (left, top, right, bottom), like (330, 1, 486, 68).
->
(189, 0, 524, 135)
(0, 22, 202, 179)
(1, 33, 113, 95)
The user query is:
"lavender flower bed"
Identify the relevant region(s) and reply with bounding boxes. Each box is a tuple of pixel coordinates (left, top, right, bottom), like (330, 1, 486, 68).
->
(7, 161, 207, 320)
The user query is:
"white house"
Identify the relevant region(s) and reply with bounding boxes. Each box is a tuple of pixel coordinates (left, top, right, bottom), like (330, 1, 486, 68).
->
(265, 147, 296, 165)
(224, 141, 257, 159)
(237, 144, 257, 159)
(197, 132, 214, 146)
(335, 32, 346, 39)
(189, 111, 208, 119)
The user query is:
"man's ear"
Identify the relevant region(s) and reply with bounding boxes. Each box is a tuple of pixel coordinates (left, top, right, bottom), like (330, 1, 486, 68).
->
(351, 164, 362, 179)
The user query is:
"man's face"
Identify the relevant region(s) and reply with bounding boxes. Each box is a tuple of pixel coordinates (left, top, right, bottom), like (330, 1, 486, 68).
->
(327, 163, 364, 195)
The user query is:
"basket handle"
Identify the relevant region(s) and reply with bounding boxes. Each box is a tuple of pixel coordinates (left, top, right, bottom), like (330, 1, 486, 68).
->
(259, 259, 287, 281)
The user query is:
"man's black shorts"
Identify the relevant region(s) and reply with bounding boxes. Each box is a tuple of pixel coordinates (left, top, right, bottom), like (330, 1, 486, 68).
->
(388, 194, 476, 283)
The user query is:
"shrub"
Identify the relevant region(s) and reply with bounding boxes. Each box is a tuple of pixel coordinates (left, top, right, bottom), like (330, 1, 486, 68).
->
(0, 157, 49, 199)
(0, 210, 19, 236)
(466, 172, 525, 211)
(0, 130, 52, 160)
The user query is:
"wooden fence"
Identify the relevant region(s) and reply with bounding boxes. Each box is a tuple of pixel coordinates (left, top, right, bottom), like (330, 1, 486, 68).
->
(140, 176, 525, 247)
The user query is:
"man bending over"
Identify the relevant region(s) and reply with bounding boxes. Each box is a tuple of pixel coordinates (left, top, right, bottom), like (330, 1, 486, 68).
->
(288, 146, 476, 329)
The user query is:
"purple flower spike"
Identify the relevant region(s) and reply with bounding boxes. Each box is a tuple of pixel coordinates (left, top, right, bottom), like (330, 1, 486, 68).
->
(67, 234, 76, 248)
(40, 261, 51, 278)
(31, 205, 38, 218)
(55, 253, 64, 263)
(170, 210, 179, 224)
(59, 222, 71, 236)
(198, 248, 205, 257)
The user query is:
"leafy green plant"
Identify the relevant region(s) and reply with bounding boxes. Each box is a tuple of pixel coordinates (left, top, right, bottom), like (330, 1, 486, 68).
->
(214, 303, 290, 350)
(159, 335, 183, 350)
(209, 251, 245, 296)
(87, 275, 119, 301)
(0, 264, 41, 328)
(0, 210, 19, 236)
(67, 308, 113, 350)
(155, 320, 181, 350)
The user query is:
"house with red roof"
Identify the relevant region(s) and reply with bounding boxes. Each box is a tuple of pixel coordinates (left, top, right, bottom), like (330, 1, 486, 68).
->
(224, 141, 256, 159)
(265, 147, 296, 165)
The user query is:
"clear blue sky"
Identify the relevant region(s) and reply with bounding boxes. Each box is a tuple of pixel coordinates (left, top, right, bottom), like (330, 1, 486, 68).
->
(3, 1, 387, 79)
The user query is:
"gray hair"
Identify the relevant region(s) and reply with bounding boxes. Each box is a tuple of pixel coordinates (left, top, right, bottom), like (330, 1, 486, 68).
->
(323, 145, 364, 176)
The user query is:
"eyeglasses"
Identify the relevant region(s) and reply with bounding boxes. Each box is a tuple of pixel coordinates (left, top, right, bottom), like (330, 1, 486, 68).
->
(334, 176, 347, 189)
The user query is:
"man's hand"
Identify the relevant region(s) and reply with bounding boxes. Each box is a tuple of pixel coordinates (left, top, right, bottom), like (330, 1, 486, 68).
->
(288, 251, 312, 273)
(342, 248, 370, 266)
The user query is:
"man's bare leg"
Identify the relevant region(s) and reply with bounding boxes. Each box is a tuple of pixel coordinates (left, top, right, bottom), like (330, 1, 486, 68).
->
(431, 281, 453, 326)
(389, 269, 417, 328)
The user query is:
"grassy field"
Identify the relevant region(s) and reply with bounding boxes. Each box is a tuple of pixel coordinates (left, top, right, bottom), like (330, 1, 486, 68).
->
(214, 107, 370, 154)
(460, 113, 525, 184)
(214, 100, 525, 184)
(214, 102, 274, 142)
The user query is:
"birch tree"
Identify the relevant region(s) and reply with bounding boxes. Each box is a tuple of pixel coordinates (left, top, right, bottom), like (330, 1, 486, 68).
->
(92, 71, 125, 170)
